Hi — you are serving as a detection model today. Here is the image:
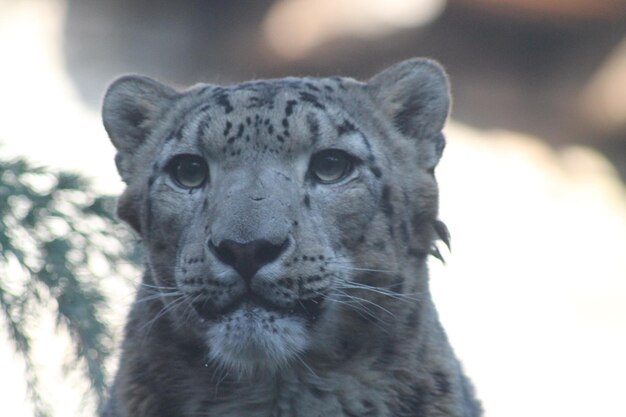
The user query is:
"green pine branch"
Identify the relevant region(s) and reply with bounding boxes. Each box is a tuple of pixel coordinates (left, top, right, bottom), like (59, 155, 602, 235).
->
(0, 154, 137, 415)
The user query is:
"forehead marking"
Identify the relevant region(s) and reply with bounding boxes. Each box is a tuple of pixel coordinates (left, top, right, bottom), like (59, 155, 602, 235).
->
(306, 113, 320, 145)
(214, 90, 234, 114)
(285, 100, 297, 116)
(236, 123, 245, 138)
(299, 91, 326, 110)
(223, 121, 232, 136)
(305, 82, 321, 92)
(336, 119, 356, 137)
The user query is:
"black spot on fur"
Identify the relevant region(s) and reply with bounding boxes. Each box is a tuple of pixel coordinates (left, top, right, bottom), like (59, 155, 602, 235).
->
(236, 123, 245, 138)
(276, 134, 285, 143)
(285, 100, 297, 116)
(299, 91, 326, 110)
(337, 119, 356, 136)
(198, 103, 211, 113)
(303, 194, 310, 208)
(331, 76, 347, 90)
(223, 121, 232, 136)
(305, 82, 320, 92)
(215, 92, 234, 114)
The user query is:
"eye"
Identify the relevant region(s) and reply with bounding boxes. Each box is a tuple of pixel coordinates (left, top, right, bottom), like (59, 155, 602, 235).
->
(167, 154, 208, 189)
(309, 149, 354, 184)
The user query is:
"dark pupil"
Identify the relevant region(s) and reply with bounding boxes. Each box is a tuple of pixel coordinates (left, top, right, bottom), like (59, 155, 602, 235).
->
(315, 154, 346, 181)
(176, 160, 204, 186)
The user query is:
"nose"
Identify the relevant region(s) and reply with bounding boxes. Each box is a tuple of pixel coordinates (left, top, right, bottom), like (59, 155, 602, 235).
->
(208, 238, 289, 281)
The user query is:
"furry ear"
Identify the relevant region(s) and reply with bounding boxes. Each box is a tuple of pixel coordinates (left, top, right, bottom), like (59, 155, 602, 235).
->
(102, 75, 177, 182)
(368, 58, 450, 169)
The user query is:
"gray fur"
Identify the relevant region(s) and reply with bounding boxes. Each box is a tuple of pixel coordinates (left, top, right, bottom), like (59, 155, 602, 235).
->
(101, 58, 481, 417)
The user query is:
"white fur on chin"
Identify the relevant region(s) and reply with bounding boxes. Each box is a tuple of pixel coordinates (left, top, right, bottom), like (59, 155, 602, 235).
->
(205, 304, 309, 376)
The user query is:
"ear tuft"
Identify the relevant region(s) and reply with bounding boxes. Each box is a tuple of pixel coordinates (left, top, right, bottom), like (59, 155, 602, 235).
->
(102, 75, 177, 181)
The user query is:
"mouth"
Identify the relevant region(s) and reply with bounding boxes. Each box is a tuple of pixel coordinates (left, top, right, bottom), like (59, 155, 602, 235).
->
(191, 292, 324, 322)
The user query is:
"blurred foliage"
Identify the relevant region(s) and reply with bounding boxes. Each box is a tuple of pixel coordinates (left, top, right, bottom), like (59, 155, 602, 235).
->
(0, 155, 137, 416)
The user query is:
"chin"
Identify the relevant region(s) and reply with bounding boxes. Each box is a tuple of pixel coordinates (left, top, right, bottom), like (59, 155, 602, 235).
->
(204, 303, 310, 376)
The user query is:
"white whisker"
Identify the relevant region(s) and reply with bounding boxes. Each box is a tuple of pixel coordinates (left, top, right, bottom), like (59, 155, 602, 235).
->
(333, 289, 396, 318)
(327, 263, 400, 275)
(337, 282, 422, 303)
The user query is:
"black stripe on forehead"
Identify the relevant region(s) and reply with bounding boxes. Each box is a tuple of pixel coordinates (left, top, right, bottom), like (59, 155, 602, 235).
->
(330, 76, 347, 90)
(299, 91, 326, 110)
(352, 131, 382, 178)
(194, 117, 212, 146)
(168, 100, 214, 142)
(212, 88, 233, 114)
(306, 112, 321, 145)
(336, 119, 356, 136)
(165, 109, 191, 142)
(285, 100, 297, 116)
(305, 82, 321, 92)
(182, 103, 213, 149)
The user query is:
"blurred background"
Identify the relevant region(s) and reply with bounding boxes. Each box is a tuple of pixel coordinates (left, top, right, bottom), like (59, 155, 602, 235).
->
(1, 0, 625, 416)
